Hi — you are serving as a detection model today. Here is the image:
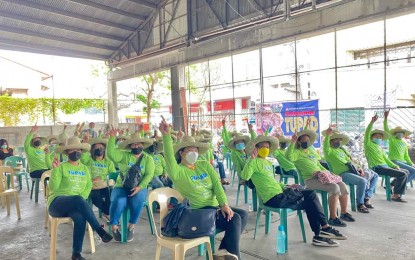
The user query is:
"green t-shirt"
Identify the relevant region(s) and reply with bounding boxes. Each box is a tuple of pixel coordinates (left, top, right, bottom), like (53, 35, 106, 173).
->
(273, 149, 296, 171)
(286, 143, 325, 181)
(162, 134, 227, 209)
(384, 120, 414, 165)
(81, 153, 116, 189)
(24, 133, 48, 172)
(240, 157, 285, 203)
(322, 136, 350, 175)
(107, 136, 155, 189)
(48, 162, 92, 207)
(45, 152, 68, 170)
(364, 122, 397, 169)
(151, 153, 166, 176)
(230, 149, 248, 176)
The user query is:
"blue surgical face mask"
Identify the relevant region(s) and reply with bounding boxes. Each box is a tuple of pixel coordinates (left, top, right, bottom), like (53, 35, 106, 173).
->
(372, 138, 382, 145)
(1, 145, 7, 149)
(235, 142, 245, 150)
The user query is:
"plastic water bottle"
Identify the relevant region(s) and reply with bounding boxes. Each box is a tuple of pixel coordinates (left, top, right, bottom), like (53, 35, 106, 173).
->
(276, 225, 286, 254)
(248, 199, 253, 212)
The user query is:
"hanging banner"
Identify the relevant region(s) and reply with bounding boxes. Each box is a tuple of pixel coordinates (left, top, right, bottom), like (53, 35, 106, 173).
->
(256, 99, 320, 147)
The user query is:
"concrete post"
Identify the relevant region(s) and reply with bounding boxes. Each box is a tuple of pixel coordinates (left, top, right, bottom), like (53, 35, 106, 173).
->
(170, 66, 185, 131)
(107, 80, 118, 127)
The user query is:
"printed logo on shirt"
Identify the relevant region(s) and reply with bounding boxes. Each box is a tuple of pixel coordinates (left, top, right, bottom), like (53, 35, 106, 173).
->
(190, 173, 208, 181)
(240, 155, 247, 159)
(35, 150, 44, 155)
(264, 165, 273, 172)
(68, 170, 86, 176)
(92, 162, 107, 168)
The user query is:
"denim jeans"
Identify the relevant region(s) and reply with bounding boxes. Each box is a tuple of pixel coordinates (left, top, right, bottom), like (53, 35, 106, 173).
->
(216, 160, 226, 179)
(340, 172, 368, 204)
(109, 187, 148, 226)
(363, 169, 378, 199)
(89, 188, 111, 215)
(48, 195, 101, 254)
(149, 176, 164, 189)
(393, 161, 415, 183)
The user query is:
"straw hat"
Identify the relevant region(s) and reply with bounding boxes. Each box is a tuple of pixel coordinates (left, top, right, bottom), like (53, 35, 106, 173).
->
(173, 135, 209, 160)
(229, 131, 239, 139)
(227, 134, 250, 150)
(370, 129, 390, 141)
(171, 130, 178, 135)
(389, 126, 411, 137)
(153, 135, 176, 153)
(197, 134, 212, 143)
(47, 135, 59, 144)
(55, 136, 91, 154)
(116, 135, 130, 142)
(51, 132, 69, 145)
(88, 138, 108, 146)
(321, 128, 339, 137)
(31, 133, 47, 146)
(329, 132, 350, 146)
(296, 130, 317, 145)
(118, 132, 153, 149)
(278, 136, 291, 144)
(246, 135, 279, 156)
(199, 129, 212, 137)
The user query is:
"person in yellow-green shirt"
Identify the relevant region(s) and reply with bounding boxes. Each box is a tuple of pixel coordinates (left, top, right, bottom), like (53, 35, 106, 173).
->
(159, 118, 247, 260)
(273, 135, 299, 182)
(107, 130, 155, 242)
(383, 110, 415, 184)
(81, 138, 116, 221)
(49, 137, 113, 260)
(146, 138, 173, 189)
(241, 135, 345, 247)
(45, 132, 69, 169)
(25, 124, 49, 179)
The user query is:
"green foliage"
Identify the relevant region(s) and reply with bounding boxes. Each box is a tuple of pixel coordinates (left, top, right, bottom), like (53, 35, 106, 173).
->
(0, 95, 104, 126)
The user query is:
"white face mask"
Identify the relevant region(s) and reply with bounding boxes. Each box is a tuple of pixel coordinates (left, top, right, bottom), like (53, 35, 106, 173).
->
(185, 151, 199, 164)
(395, 133, 404, 139)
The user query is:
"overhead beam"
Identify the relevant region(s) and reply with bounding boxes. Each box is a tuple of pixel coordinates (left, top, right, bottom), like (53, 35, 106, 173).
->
(0, 38, 107, 60)
(66, 0, 146, 20)
(205, 0, 227, 29)
(126, 0, 158, 9)
(250, 0, 271, 18)
(0, 25, 117, 51)
(108, 0, 415, 81)
(2, 0, 135, 31)
(0, 11, 125, 42)
(162, 0, 181, 48)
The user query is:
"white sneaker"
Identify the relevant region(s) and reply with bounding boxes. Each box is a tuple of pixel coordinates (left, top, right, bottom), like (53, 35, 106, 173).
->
(213, 249, 238, 260)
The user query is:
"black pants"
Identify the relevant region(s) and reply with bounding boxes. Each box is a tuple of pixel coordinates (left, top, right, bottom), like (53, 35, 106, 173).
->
(265, 190, 327, 236)
(372, 166, 408, 195)
(89, 188, 111, 215)
(203, 206, 248, 259)
(30, 169, 48, 178)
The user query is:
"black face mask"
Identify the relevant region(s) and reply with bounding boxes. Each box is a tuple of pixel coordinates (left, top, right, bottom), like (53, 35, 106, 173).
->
(147, 145, 155, 154)
(280, 143, 287, 149)
(332, 142, 341, 149)
(131, 147, 143, 155)
(68, 151, 82, 161)
(33, 140, 41, 147)
(94, 149, 104, 157)
(300, 142, 309, 149)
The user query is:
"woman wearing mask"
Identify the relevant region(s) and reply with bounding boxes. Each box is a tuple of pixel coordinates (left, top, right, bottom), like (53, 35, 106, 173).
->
(365, 114, 408, 202)
(106, 130, 155, 242)
(81, 138, 116, 221)
(24, 124, 49, 178)
(286, 130, 353, 227)
(49, 137, 113, 260)
(228, 134, 251, 179)
(273, 135, 299, 181)
(0, 139, 14, 162)
(159, 117, 248, 260)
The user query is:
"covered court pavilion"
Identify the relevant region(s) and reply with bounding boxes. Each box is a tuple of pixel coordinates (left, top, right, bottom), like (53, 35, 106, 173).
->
(1, 0, 415, 259)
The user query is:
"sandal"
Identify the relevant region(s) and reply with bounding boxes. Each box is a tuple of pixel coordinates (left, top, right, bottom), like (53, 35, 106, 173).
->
(364, 199, 374, 209)
(357, 204, 369, 213)
(391, 197, 408, 203)
(221, 179, 230, 185)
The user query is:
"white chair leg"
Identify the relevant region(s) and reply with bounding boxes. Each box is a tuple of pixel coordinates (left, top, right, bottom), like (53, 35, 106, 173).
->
(13, 192, 21, 220)
(87, 224, 95, 254)
(6, 196, 10, 215)
(206, 242, 213, 260)
(155, 242, 161, 260)
(50, 219, 58, 260)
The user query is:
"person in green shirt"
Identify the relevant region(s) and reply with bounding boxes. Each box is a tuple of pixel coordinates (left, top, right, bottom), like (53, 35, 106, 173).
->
(25, 124, 49, 178)
(286, 130, 353, 227)
(241, 135, 346, 247)
(49, 137, 113, 260)
(159, 118, 247, 260)
(81, 138, 116, 221)
(383, 110, 415, 184)
(228, 134, 251, 178)
(365, 114, 408, 202)
(107, 131, 155, 242)
(146, 138, 173, 189)
(323, 127, 377, 213)
(45, 132, 69, 169)
(273, 135, 299, 181)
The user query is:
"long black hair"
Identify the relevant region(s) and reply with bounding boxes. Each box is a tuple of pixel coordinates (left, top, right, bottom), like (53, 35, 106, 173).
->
(91, 143, 106, 161)
(0, 139, 8, 147)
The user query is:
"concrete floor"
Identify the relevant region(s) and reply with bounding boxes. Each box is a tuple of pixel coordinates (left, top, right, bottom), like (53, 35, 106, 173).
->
(2, 173, 415, 260)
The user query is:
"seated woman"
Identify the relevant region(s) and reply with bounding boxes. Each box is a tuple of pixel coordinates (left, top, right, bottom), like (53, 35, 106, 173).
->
(24, 124, 49, 178)
(146, 138, 173, 189)
(0, 138, 14, 163)
(273, 135, 299, 181)
(365, 114, 408, 202)
(81, 138, 116, 221)
(159, 118, 247, 260)
(107, 130, 155, 242)
(241, 135, 346, 247)
(49, 137, 113, 260)
(286, 130, 354, 227)
(227, 134, 251, 184)
(46, 133, 69, 169)
(323, 127, 378, 213)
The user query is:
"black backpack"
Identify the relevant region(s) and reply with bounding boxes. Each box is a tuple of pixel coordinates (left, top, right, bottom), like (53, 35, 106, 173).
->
(120, 155, 144, 195)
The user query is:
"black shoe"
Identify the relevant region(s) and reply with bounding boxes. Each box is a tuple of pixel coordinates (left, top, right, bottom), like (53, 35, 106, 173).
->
(340, 212, 355, 222)
(71, 253, 86, 260)
(112, 229, 121, 242)
(127, 228, 134, 242)
(328, 217, 347, 227)
(312, 236, 339, 247)
(96, 227, 113, 243)
(320, 226, 347, 240)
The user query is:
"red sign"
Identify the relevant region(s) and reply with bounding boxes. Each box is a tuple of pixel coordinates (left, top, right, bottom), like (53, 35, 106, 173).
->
(206, 98, 249, 112)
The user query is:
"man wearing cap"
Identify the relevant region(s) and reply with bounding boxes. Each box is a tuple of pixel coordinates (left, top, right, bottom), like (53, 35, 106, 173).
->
(323, 127, 377, 213)
(241, 135, 346, 247)
(384, 110, 415, 184)
(273, 135, 299, 182)
(365, 114, 408, 202)
(24, 124, 49, 179)
(286, 129, 353, 227)
(107, 130, 155, 242)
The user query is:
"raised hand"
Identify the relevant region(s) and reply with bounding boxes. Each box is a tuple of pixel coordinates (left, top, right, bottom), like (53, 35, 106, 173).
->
(52, 156, 60, 168)
(371, 114, 379, 123)
(177, 128, 183, 140)
(292, 132, 298, 143)
(251, 147, 258, 159)
(221, 117, 226, 126)
(248, 123, 253, 132)
(306, 117, 311, 127)
(31, 124, 38, 133)
(109, 125, 117, 137)
(159, 116, 170, 135)
(384, 109, 390, 119)
(325, 126, 333, 136)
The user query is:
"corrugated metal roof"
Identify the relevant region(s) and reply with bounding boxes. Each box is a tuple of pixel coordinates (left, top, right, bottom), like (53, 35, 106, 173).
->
(0, 0, 164, 60)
